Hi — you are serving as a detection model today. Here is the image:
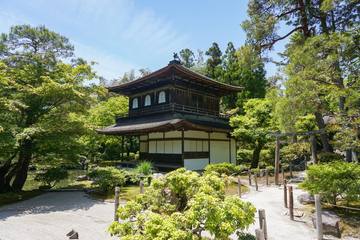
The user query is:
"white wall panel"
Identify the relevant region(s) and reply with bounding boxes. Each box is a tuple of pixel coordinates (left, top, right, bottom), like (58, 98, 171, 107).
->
(156, 140, 165, 153)
(230, 138, 236, 164)
(165, 131, 181, 138)
(149, 141, 156, 153)
(210, 141, 229, 164)
(184, 130, 208, 139)
(139, 135, 148, 141)
(172, 140, 182, 154)
(210, 132, 228, 140)
(184, 158, 209, 170)
(140, 142, 148, 152)
(149, 132, 163, 139)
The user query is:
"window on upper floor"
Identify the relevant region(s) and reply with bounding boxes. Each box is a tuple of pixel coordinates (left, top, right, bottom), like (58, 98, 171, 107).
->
(144, 94, 151, 106)
(132, 97, 139, 109)
(158, 91, 166, 104)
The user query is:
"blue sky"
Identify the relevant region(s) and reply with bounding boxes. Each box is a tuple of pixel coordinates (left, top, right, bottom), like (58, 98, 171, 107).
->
(0, 0, 285, 81)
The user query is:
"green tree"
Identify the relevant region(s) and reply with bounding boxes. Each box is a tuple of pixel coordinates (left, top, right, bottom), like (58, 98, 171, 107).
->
(0, 25, 97, 192)
(230, 99, 275, 168)
(108, 168, 256, 239)
(179, 48, 195, 68)
(205, 42, 223, 79)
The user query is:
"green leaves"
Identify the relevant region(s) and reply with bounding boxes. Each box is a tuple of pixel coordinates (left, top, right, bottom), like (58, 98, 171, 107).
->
(108, 168, 255, 239)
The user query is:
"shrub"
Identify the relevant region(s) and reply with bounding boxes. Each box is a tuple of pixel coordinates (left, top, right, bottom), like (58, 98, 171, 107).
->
(204, 162, 247, 176)
(88, 167, 127, 192)
(34, 167, 68, 188)
(108, 168, 255, 239)
(135, 161, 153, 176)
(300, 161, 360, 205)
(317, 152, 343, 163)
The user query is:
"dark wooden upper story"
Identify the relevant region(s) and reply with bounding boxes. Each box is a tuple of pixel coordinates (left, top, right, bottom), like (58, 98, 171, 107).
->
(108, 60, 242, 119)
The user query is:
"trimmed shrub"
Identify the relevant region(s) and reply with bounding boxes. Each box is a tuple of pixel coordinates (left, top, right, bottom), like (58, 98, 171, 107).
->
(88, 167, 127, 192)
(34, 167, 68, 188)
(300, 161, 360, 205)
(317, 152, 343, 163)
(204, 163, 247, 176)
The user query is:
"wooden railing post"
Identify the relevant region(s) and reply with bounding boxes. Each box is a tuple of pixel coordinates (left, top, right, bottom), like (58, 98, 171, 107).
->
(265, 169, 269, 186)
(237, 176, 241, 197)
(255, 229, 265, 240)
(248, 169, 252, 186)
(281, 167, 285, 184)
(114, 186, 120, 221)
(315, 194, 323, 240)
(283, 180, 288, 208)
(258, 209, 268, 239)
(288, 185, 294, 220)
(254, 173, 258, 191)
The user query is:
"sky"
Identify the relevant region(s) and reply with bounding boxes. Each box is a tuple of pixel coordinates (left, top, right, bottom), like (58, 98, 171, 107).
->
(0, 0, 285, 81)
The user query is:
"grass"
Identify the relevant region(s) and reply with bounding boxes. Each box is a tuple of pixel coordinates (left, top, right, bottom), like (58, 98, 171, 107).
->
(88, 185, 144, 202)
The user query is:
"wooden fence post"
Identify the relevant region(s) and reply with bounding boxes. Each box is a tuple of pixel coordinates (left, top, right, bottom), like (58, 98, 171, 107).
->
(254, 173, 258, 191)
(255, 229, 265, 240)
(140, 180, 144, 194)
(290, 165, 293, 178)
(258, 209, 267, 240)
(282, 167, 285, 184)
(274, 137, 280, 185)
(114, 186, 120, 221)
(288, 185, 294, 220)
(283, 180, 288, 208)
(237, 176, 241, 197)
(315, 194, 323, 240)
(265, 169, 269, 186)
(248, 169, 252, 186)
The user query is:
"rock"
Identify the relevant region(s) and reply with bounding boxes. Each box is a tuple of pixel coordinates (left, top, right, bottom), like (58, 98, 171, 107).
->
(66, 229, 79, 239)
(152, 173, 164, 179)
(297, 193, 315, 205)
(76, 175, 88, 181)
(312, 211, 341, 238)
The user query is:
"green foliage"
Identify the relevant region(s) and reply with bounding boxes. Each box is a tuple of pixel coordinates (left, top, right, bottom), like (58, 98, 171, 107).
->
(88, 167, 127, 192)
(317, 152, 344, 163)
(204, 162, 247, 176)
(179, 48, 195, 68)
(205, 42, 223, 79)
(108, 168, 256, 239)
(135, 161, 153, 176)
(300, 162, 360, 205)
(34, 167, 68, 188)
(281, 142, 310, 163)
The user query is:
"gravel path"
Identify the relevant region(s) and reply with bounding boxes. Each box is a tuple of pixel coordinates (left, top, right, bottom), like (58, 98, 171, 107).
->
(0, 191, 116, 240)
(243, 184, 317, 240)
(0, 185, 317, 240)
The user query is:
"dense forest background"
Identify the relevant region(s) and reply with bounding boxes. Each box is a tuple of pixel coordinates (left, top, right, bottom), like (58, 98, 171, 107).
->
(0, 0, 359, 192)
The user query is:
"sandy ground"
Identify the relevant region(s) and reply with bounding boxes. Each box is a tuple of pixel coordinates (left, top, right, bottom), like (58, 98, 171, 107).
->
(0, 185, 318, 240)
(0, 191, 116, 240)
(242, 183, 317, 240)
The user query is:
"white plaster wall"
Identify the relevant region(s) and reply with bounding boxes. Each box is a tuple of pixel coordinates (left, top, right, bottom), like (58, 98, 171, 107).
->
(172, 140, 182, 153)
(149, 141, 156, 153)
(156, 140, 165, 153)
(210, 132, 228, 140)
(139, 135, 148, 141)
(230, 138, 236, 164)
(149, 132, 163, 139)
(165, 131, 181, 138)
(210, 141, 229, 164)
(184, 130, 208, 139)
(184, 158, 209, 170)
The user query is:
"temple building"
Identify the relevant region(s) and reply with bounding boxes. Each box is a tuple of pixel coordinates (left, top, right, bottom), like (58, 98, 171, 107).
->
(98, 58, 242, 170)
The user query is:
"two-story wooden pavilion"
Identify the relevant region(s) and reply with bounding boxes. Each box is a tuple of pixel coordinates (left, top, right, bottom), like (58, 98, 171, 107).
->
(98, 58, 242, 170)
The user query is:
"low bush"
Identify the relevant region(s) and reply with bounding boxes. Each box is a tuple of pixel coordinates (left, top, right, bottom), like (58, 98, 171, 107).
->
(34, 167, 68, 188)
(204, 163, 248, 176)
(88, 167, 127, 192)
(317, 152, 343, 163)
(300, 161, 360, 205)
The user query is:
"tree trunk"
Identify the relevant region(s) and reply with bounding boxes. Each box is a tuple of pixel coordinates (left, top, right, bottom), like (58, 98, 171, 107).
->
(314, 111, 333, 152)
(298, 0, 311, 37)
(11, 139, 33, 191)
(251, 144, 263, 168)
(0, 153, 17, 192)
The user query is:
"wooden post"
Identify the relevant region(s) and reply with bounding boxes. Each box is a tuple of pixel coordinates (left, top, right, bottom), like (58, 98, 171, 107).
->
(258, 209, 267, 239)
(288, 185, 294, 220)
(139, 180, 144, 194)
(248, 169, 252, 186)
(274, 137, 280, 185)
(283, 180, 288, 208)
(315, 194, 323, 240)
(265, 169, 269, 186)
(254, 173, 258, 191)
(290, 164, 293, 178)
(237, 176, 241, 197)
(255, 229, 265, 240)
(114, 186, 120, 221)
(281, 167, 285, 184)
(310, 135, 318, 164)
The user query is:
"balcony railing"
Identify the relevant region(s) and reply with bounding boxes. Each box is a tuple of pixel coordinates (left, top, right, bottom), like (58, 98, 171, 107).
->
(125, 103, 228, 119)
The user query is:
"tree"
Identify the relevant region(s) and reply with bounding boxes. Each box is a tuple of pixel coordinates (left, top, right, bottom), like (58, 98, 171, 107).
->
(179, 48, 195, 68)
(205, 42, 223, 79)
(0, 25, 97, 192)
(230, 99, 275, 168)
(108, 168, 256, 239)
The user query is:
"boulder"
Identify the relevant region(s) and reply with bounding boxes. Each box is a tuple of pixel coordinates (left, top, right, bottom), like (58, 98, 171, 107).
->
(297, 193, 315, 205)
(312, 210, 341, 238)
(76, 175, 88, 181)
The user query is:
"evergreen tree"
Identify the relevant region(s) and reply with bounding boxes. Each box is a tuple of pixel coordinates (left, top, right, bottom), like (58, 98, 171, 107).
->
(205, 42, 223, 79)
(179, 48, 195, 68)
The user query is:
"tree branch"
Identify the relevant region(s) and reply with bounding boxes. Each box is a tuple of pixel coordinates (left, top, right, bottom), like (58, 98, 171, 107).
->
(276, 7, 301, 19)
(260, 27, 302, 49)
